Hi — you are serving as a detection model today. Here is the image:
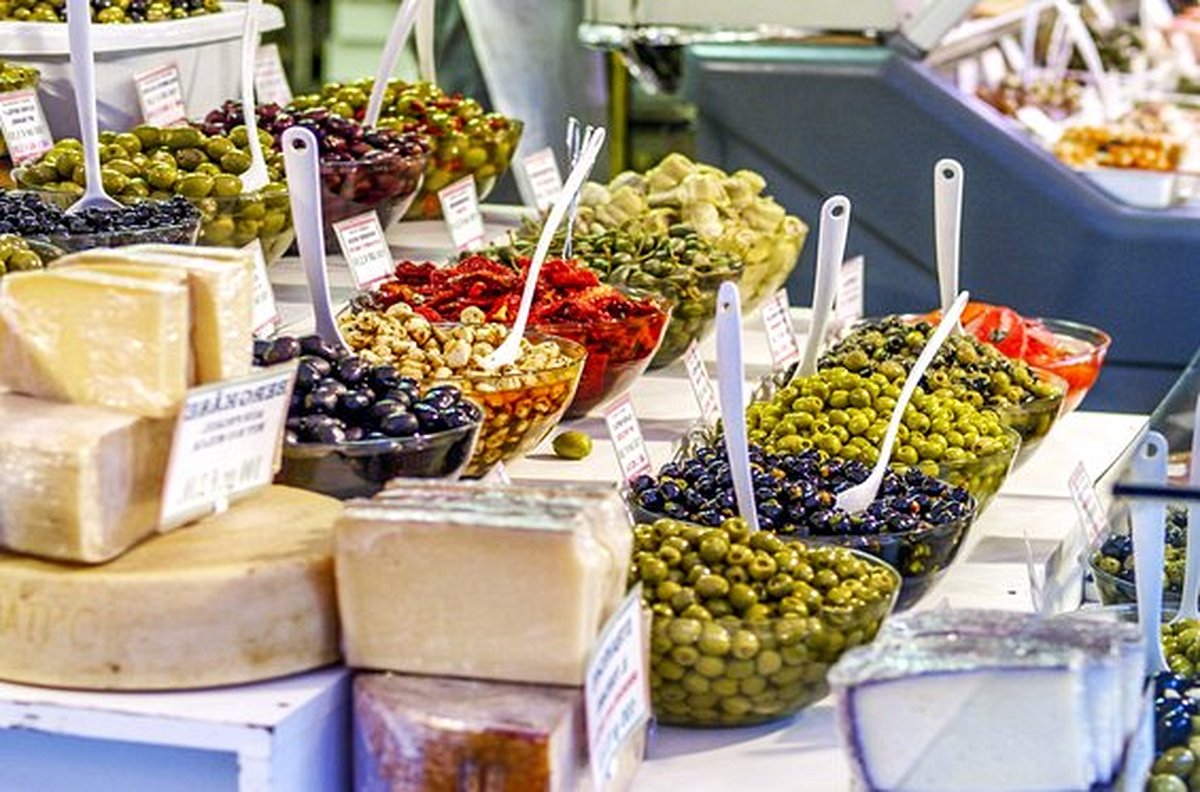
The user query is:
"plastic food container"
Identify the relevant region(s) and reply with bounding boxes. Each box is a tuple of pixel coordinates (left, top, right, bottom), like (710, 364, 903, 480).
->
(930, 426, 1021, 515)
(33, 214, 202, 254)
(0, 3, 284, 140)
(405, 119, 523, 220)
(994, 369, 1067, 467)
(737, 221, 808, 314)
(320, 148, 428, 244)
(1089, 501, 1185, 609)
(1079, 166, 1181, 210)
(188, 185, 294, 263)
(1029, 317, 1112, 415)
(618, 264, 743, 370)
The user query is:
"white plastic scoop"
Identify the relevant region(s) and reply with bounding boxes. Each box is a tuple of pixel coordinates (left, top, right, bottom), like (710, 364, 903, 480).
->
(836, 291, 970, 515)
(562, 116, 593, 261)
(364, 0, 423, 128)
(933, 158, 963, 331)
(481, 126, 606, 370)
(1131, 430, 1170, 674)
(1173, 392, 1200, 623)
(66, 0, 122, 214)
(238, 0, 270, 193)
(796, 195, 851, 378)
(281, 126, 349, 352)
(715, 280, 759, 533)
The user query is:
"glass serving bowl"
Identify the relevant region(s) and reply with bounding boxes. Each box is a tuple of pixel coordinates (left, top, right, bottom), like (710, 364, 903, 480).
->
(1028, 317, 1112, 415)
(319, 147, 429, 244)
(737, 220, 809, 314)
(1088, 501, 1188, 609)
(402, 119, 523, 220)
(994, 368, 1068, 468)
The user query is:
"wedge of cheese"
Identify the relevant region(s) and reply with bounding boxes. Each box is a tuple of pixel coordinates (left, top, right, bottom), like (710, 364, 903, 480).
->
(0, 485, 342, 690)
(0, 393, 173, 563)
(0, 268, 190, 417)
(53, 245, 253, 383)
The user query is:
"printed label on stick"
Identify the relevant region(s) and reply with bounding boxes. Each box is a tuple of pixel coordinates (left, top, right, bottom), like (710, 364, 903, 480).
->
(762, 289, 800, 370)
(683, 341, 719, 425)
(835, 256, 865, 323)
(0, 89, 52, 165)
(254, 43, 293, 106)
(438, 175, 485, 251)
(604, 394, 652, 483)
(517, 147, 564, 212)
(244, 241, 279, 339)
(333, 211, 394, 290)
(134, 64, 188, 128)
(1069, 462, 1107, 546)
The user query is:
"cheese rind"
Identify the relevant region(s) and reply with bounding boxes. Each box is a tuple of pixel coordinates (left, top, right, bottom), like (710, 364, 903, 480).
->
(0, 393, 173, 563)
(0, 269, 191, 417)
(0, 485, 342, 690)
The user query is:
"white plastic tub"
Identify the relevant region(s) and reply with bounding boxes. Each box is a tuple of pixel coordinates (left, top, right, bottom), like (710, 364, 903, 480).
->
(0, 2, 284, 139)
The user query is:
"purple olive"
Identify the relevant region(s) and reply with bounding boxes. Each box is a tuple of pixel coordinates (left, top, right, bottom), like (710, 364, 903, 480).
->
(379, 410, 420, 438)
(336, 356, 369, 385)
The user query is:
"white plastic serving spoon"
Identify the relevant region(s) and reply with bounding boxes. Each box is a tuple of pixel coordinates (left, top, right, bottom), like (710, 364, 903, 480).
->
(364, 0, 423, 128)
(836, 290, 971, 515)
(1173, 391, 1200, 623)
(238, 0, 270, 193)
(281, 126, 349, 352)
(796, 195, 851, 378)
(1131, 430, 1170, 674)
(562, 117, 593, 261)
(715, 280, 759, 533)
(933, 158, 963, 332)
(66, 0, 122, 214)
(481, 126, 606, 370)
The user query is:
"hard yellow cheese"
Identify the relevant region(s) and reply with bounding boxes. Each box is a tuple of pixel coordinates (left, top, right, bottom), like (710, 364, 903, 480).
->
(0, 485, 342, 690)
(0, 268, 191, 417)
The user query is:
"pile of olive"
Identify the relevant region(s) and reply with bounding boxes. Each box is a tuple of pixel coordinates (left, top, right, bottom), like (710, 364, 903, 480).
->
(0, 190, 198, 241)
(1149, 672, 1200, 792)
(1164, 620, 1200, 687)
(486, 224, 743, 369)
(0, 234, 46, 275)
(1092, 506, 1188, 606)
(0, 0, 221, 22)
(15, 127, 293, 260)
(632, 516, 898, 726)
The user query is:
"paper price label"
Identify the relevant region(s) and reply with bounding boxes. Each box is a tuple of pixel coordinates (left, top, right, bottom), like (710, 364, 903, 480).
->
(333, 211, 394, 290)
(1069, 462, 1107, 546)
(604, 394, 652, 483)
(586, 587, 650, 792)
(517, 147, 564, 212)
(683, 341, 719, 425)
(134, 64, 188, 128)
(254, 43, 293, 107)
(244, 241, 279, 339)
(835, 256, 865, 324)
(762, 289, 800, 370)
(0, 89, 52, 165)
(438, 175, 485, 251)
(159, 363, 297, 531)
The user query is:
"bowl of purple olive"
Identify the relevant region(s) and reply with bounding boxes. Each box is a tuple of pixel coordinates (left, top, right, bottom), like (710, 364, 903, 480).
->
(255, 334, 483, 499)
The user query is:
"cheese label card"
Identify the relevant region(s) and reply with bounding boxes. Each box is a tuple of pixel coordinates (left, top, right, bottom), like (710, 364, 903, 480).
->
(438, 175, 485, 251)
(517, 147, 564, 212)
(0, 89, 53, 165)
(134, 64, 188, 128)
(160, 362, 297, 531)
(604, 393, 652, 483)
(254, 43, 293, 106)
(835, 256, 865, 324)
(683, 340, 719, 425)
(1068, 461, 1107, 546)
(762, 288, 800, 370)
(244, 241, 280, 339)
(586, 586, 650, 792)
(333, 211, 394, 290)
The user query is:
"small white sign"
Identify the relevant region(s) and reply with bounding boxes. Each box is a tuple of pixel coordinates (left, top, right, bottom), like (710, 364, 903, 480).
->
(0, 89, 52, 165)
(438, 175, 485, 252)
(980, 47, 1009, 88)
(333, 211, 394, 290)
(762, 289, 800, 370)
(516, 147, 564, 212)
(133, 64, 188, 128)
(585, 587, 650, 792)
(1068, 462, 1108, 546)
(244, 241, 279, 339)
(603, 393, 652, 483)
(159, 363, 297, 531)
(254, 43, 293, 107)
(834, 256, 865, 324)
(683, 340, 719, 425)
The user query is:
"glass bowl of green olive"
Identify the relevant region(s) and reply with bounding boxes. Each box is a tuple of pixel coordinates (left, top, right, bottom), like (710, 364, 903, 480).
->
(631, 515, 900, 727)
(991, 367, 1068, 467)
(1089, 502, 1188, 609)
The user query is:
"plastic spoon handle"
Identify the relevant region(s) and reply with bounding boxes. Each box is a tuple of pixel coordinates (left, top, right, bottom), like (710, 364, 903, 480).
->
(1056, 0, 1116, 120)
(562, 117, 582, 260)
(1179, 391, 1200, 621)
(364, 0, 422, 128)
(716, 281, 759, 533)
(836, 291, 970, 515)
(1131, 430, 1170, 674)
(66, 0, 121, 214)
(797, 195, 851, 377)
(239, 0, 270, 193)
(934, 158, 963, 330)
(415, 0, 436, 84)
(482, 127, 606, 369)
(282, 126, 348, 352)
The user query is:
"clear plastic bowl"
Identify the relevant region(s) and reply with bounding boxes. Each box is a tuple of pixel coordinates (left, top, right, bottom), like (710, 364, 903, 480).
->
(1027, 317, 1112, 415)
(402, 119, 523, 220)
(319, 147, 429, 242)
(186, 183, 294, 264)
(994, 368, 1068, 467)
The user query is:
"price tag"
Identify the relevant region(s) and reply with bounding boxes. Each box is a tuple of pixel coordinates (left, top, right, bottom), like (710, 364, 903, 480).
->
(957, 59, 981, 94)
(516, 147, 564, 212)
(604, 394, 652, 483)
(0, 89, 52, 165)
(438, 175, 485, 252)
(585, 586, 650, 792)
(133, 64, 188, 128)
(683, 341, 719, 425)
(834, 256, 865, 324)
(762, 289, 800, 370)
(1069, 462, 1108, 546)
(243, 241, 279, 339)
(159, 363, 297, 531)
(333, 211, 394, 290)
(980, 47, 1008, 87)
(254, 43, 293, 107)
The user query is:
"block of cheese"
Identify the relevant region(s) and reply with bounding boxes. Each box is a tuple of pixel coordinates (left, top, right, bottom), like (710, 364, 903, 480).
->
(52, 245, 253, 383)
(338, 481, 634, 685)
(0, 393, 173, 563)
(0, 269, 190, 417)
(0, 485, 342, 690)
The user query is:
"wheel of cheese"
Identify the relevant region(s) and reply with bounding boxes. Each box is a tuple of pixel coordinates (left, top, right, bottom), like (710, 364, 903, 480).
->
(0, 485, 342, 691)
